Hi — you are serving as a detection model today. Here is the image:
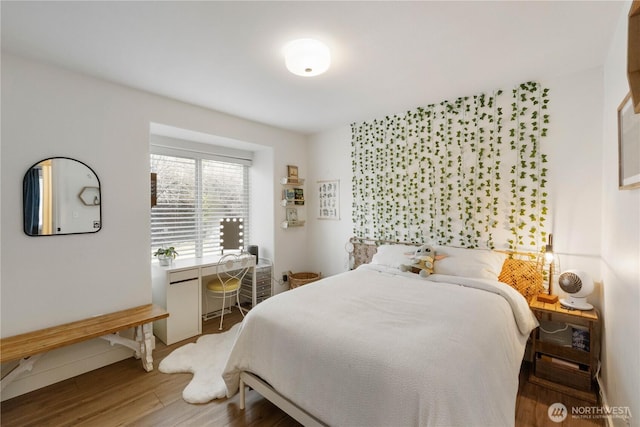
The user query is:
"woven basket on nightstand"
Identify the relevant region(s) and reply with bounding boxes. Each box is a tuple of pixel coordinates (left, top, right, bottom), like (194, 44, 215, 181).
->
(288, 271, 320, 288)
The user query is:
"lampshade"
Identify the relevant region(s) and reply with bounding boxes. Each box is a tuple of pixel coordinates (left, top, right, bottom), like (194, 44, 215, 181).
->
(544, 233, 559, 295)
(544, 233, 554, 263)
(283, 38, 330, 77)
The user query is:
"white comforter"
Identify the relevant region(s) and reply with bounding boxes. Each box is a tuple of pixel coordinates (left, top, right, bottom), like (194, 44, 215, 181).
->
(223, 264, 538, 427)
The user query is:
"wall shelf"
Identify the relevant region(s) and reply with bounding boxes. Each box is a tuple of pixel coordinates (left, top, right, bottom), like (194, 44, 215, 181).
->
(281, 199, 305, 207)
(281, 220, 305, 229)
(280, 177, 305, 186)
(281, 177, 305, 229)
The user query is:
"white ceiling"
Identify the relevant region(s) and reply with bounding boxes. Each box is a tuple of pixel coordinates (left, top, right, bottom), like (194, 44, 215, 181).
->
(1, 1, 626, 135)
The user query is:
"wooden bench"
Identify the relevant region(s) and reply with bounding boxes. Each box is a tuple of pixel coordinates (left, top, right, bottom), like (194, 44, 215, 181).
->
(0, 304, 169, 390)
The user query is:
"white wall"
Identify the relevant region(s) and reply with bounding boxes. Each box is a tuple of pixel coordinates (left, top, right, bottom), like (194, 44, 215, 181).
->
(272, 145, 310, 290)
(0, 53, 308, 398)
(307, 126, 354, 276)
(544, 67, 605, 305)
(308, 71, 605, 288)
(601, 2, 640, 424)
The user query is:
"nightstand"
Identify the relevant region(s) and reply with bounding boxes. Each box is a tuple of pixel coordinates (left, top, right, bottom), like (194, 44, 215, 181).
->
(529, 295, 600, 403)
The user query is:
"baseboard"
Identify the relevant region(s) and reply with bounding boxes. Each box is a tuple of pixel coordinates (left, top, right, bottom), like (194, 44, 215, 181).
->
(1, 337, 133, 402)
(596, 374, 631, 427)
(596, 375, 614, 427)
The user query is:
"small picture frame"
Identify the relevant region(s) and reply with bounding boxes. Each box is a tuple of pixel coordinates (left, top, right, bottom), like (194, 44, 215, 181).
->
(617, 93, 640, 190)
(286, 207, 298, 224)
(294, 187, 304, 205)
(287, 165, 299, 179)
(283, 188, 295, 202)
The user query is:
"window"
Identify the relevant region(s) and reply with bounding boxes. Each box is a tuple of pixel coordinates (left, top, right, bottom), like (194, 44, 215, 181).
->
(150, 147, 250, 259)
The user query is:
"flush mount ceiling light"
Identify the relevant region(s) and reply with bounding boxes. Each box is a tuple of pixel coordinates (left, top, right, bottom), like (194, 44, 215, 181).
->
(283, 38, 331, 77)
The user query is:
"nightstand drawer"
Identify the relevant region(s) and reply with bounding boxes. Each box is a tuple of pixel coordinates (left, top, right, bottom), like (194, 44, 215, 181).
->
(536, 341, 590, 365)
(535, 356, 592, 391)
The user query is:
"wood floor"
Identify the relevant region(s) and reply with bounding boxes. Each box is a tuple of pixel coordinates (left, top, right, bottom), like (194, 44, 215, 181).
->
(1, 309, 604, 427)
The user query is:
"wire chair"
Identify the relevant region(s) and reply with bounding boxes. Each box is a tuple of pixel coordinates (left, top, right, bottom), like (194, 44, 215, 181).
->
(203, 253, 251, 330)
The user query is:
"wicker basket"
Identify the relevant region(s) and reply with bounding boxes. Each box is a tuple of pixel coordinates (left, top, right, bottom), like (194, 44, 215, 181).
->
(288, 271, 320, 288)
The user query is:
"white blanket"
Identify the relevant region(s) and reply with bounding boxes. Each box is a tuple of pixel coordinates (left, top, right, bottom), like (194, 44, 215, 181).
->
(223, 265, 538, 427)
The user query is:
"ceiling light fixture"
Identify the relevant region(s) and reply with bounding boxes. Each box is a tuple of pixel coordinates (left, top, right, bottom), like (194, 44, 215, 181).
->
(283, 38, 330, 77)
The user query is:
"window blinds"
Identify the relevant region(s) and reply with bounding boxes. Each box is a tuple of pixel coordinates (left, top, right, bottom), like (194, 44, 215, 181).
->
(150, 152, 250, 258)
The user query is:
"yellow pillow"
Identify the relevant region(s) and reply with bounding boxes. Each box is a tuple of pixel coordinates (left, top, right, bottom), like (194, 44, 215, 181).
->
(498, 258, 543, 302)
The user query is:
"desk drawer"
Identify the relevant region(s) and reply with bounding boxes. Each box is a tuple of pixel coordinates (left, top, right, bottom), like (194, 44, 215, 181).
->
(257, 283, 271, 293)
(256, 289, 271, 298)
(169, 269, 199, 284)
(201, 265, 219, 277)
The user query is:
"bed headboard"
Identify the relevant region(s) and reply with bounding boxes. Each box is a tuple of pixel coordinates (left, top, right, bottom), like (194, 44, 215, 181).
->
(347, 237, 419, 270)
(346, 237, 546, 301)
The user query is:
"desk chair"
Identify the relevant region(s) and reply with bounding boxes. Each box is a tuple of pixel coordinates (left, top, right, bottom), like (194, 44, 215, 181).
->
(203, 253, 251, 330)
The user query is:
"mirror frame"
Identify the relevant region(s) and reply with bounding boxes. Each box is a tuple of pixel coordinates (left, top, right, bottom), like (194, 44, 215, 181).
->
(23, 156, 102, 236)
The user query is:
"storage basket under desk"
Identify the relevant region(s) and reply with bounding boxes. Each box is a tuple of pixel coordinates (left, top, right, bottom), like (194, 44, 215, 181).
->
(241, 261, 272, 307)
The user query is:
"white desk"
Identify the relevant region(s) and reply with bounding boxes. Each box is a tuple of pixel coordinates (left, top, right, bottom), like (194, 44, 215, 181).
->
(151, 254, 256, 345)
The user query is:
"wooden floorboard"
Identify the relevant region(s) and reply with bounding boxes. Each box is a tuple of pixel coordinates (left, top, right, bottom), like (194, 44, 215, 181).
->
(1, 307, 605, 426)
(516, 365, 604, 427)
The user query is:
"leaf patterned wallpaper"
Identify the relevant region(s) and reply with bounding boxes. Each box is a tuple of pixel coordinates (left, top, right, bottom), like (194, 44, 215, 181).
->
(351, 81, 550, 251)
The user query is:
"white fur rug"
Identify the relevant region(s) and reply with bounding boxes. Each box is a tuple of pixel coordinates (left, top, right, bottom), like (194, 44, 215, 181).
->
(159, 323, 241, 404)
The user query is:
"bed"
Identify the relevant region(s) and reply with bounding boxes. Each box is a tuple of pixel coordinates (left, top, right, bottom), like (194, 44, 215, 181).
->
(222, 240, 541, 427)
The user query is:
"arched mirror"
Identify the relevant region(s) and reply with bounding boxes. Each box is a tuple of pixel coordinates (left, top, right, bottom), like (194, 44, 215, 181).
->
(23, 157, 102, 236)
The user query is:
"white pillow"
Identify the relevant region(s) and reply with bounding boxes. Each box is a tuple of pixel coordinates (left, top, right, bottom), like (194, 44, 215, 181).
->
(370, 244, 417, 269)
(433, 245, 507, 280)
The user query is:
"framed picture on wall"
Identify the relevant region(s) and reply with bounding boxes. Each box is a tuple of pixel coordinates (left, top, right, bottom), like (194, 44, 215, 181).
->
(283, 188, 295, 202)
(287, 165, 299, 180)
(286, 207, 298, 224)
(317, 180, 340, 220)
(618, 93, 640, 190)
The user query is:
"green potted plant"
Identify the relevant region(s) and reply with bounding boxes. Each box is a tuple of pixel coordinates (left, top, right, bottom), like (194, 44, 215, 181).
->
(154, 246, 178, 266)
